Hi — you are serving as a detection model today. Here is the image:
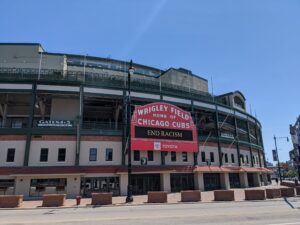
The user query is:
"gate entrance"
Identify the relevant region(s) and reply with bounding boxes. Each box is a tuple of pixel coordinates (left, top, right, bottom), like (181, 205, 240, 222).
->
(131, 174, 160, 195)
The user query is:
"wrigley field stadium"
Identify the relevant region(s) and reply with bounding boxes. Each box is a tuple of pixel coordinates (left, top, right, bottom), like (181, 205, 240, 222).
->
(0, 43, 271, 199)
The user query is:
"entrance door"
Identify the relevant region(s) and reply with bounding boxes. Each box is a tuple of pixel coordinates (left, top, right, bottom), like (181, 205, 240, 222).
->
(203, 173, 221, 191)
(171, 173, 194, 192)
(229, 173, 241, 188)
(247, 173, 255, 187)
(131, 174, 160, 195)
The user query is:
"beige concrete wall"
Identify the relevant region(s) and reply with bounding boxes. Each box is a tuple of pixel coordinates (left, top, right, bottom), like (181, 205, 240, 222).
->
(28, 141, 76, 166)
(120, 173, 128, 196)
(240, 149, 251, 167)
(131, 151, 161, 166)
(252, 151, 260, 167)
(66, 175, 81, 198)
(0, 45, 65, 70)
(14, 176, 31, 197)
(50, 97, 79, 120)
(165, 152, 194, 166)
(0, 140, 25, 167)
(160, 173, 171, 192)
(197, 146, 219, 166)
(79, 141, 122, 166)
(221, 147, 239, 167)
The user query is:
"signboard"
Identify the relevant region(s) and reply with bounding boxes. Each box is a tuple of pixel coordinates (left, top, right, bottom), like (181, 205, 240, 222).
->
(131, 102, 198, 152)
(220, 132, 234, 139)
(272, 149, 278, 161)
(37, 120, 73, 128)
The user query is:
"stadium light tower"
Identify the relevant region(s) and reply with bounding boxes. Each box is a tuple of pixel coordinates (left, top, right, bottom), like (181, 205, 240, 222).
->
(274, 135, 289, 183)
(126, 60, 134, 203)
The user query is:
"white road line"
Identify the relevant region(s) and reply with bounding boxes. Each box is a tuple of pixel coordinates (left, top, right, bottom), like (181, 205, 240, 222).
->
(267, 222, 300, 225)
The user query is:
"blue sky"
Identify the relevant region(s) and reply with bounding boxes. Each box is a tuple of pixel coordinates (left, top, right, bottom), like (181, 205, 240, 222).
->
(1, 0, 299, 163)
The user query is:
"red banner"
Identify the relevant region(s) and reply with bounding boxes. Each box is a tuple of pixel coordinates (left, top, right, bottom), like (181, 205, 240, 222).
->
(131, 102, 198, 152)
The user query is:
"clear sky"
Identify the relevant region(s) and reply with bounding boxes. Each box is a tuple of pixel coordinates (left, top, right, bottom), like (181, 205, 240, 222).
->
(1, 0, 299, 163)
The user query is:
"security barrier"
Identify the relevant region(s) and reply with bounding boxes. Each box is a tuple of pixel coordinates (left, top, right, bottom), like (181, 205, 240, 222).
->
(266, 189, 281, 199)
(0, 195, 23, 208)
(214, 190, 235, 201)
(42, 194, 66, 207)
(91, 192, 113, 205)
(181, 190, 201, 202)
(280, 188, 295, 197)
(245, 190, 266, 200)
(147, 191, 168, 203)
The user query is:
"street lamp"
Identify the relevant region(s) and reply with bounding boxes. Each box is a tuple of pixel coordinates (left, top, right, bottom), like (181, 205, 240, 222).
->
(126, 60, 134, 203)
(274, 135, 289, 183)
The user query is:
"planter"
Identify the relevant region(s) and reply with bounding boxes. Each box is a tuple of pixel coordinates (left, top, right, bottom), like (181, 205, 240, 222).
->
(214, 190, 234, 201)
(266, 189, 281, 199)
(0, 195, 23, 208)
(181, 190, 201, 202)
(296, 187, 300, 196)
(91, 192, 113, 205)
(148, 191, 168, 203)
(42, 194, 66, 207)
(245, 190, 266, 200)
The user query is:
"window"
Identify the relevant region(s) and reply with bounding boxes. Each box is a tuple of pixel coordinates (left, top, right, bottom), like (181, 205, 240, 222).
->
(182, 152, 188, 162)
(224, 153, 228, 163)
(89, 148, 97, 161)
(246, 155, 249, 164)
(210, 152, 215, 162)
(147, 151, 154, 161)
(6, 148, 15, 162)
(134, 151, 140, 161)
(58, 148, 66, 162)
(40, 148, 48, 162)
(105, 148, 113, 161)
(253, 156, 256, 164)
(240, 154, 244, 164)
(201, 152, 206, 162)
(231, 154, 235, 163)
(171, 151, 176, 162)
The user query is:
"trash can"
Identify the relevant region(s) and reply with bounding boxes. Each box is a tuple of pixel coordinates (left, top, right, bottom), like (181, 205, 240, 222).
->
(76, 196, 81, 205)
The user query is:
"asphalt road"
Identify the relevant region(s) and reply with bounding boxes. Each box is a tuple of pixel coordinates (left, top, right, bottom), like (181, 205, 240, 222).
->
(0, 198, 300, 225)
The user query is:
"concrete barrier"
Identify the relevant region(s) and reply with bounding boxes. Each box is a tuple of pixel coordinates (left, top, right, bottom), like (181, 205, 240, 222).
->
(266, 189, 281, 199)
(280, 182, 297, 188)
(42, 194, 66, 207)
(280, 188, 295, 197)
(91, 192, 113, 205)
(245, 190, 266, 200)
(148, 191, 168, 203)
(296, 187, 300, 196)
(214, 190, 235, 201)
(181, 190, 201, 202)
(0, 195, 23, 208)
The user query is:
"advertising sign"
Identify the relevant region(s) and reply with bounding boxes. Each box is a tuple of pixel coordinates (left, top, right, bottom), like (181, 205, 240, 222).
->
(37, 120, 73, 128)
(131, 102, 198, 152)
(272, 149, 278, 161)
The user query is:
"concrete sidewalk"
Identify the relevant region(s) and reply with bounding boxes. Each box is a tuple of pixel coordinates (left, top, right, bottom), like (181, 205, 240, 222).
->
(4, 183, 290, 209)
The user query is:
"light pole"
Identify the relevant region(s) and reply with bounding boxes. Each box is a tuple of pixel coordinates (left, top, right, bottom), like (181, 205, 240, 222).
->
(274, 135, 289, 183)
(126, 60, 134, 203)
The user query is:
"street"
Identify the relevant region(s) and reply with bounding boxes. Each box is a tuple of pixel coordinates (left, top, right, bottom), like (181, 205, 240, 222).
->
(0, 198, 300, 225)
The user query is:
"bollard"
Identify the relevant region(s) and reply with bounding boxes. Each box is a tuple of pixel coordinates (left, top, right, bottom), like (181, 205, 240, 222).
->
(76, 196, 81, 206)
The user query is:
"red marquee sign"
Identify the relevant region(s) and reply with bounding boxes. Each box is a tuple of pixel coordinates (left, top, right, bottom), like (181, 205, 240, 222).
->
(131, 102, 198, 152)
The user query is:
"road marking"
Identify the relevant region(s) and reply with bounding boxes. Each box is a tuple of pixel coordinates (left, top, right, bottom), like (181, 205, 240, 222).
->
(267, 222, 300, 225)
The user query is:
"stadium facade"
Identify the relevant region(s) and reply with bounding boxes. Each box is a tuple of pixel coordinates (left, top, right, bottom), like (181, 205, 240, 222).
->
(0, 43, 270, 198)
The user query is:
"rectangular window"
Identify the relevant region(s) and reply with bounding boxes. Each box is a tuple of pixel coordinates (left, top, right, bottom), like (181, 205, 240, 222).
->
(240, 154, 244, 164)
(224, 153, 228, 163)
(134, 151, 140, 161)
(6, 148, 15, 162)
(231, 154, 235, 163)
(89, 148, 97, 161)
(58, 148, 66, 162)
(147, 151, 154, 161)
(210, 152, 215, 162)
(40, 148, 48, 162)
(171, 151, 177, 162)
(246, 155, 249, 164)
(201, 151, 206, 162)
(105, 148, 113, 161)
(182, 152, 188, 162)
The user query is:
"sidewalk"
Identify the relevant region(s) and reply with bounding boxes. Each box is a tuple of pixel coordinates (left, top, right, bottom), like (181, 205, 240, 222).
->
(6, 183, 290, 209)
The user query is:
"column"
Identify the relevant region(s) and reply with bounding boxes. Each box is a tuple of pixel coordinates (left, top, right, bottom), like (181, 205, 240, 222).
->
(120, 173, 128, 196)
(160, 173, 171, 192)
(66, 175, 81, 198)
(253, 173, 261, 187)
(220, 173, 230, 190)
(194, 173, 204, 191)
(239, 173, 248, 188)
(14, 177, 31, 198)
